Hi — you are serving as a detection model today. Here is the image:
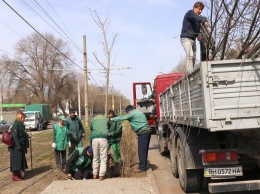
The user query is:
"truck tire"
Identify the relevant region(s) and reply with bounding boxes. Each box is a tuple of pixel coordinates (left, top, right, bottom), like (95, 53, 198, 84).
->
(157, 133, 163, 154)
(157, 130, 168, 156)
(177, 138, 202, 192)
(169, 142, 178, 178)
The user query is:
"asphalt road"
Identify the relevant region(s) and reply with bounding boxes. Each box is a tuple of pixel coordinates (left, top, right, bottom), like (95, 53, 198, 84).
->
(149, 134, 260, 194)
(149, 134, 185, 194)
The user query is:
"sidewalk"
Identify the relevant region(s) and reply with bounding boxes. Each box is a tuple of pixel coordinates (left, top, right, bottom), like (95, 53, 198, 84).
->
(41, 168, 159, 194)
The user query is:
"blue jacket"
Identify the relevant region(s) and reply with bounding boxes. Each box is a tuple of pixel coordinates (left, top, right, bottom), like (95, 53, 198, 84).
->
(180, 10, 206, 40)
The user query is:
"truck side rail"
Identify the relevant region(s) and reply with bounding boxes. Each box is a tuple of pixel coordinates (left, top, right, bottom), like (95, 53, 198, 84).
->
(159, 58, 260, 132)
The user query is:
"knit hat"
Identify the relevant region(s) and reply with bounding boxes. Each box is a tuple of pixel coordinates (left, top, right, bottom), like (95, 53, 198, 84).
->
(87, 146, 93, 156)
(125, 105, 134, 112)
(69, 109, 75, 113)
(59, 115, 66, 121)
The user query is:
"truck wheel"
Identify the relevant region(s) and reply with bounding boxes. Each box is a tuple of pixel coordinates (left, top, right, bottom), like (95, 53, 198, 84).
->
(169, 142, 178, 178)
(177, 139, 202, 192)
(157, 131, 168, 156)
(157, 133, 162, 153)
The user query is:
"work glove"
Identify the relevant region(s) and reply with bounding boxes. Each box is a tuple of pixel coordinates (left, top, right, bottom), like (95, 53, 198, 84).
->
(52, 143, 56, 149)
(68, 141, 71, 148)
(67, 174, 72, 180)
(27, 132, 32, 138)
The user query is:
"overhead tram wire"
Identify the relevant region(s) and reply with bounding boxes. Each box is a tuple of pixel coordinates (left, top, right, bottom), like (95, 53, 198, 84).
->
(0, 48, 17, 58)
(2, 0, 83, 71)
(3, 0, 101, 87)
(20, 0, 82, 54)
(89, 72, 101, 88)
(33, 0, 83, 53)
(0, 19, 23, 38)
(23, 0, 107, 86)
(45, 0, 82, 53)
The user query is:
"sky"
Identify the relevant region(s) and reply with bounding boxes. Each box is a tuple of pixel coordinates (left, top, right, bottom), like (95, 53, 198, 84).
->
(0, 0, 201, 100)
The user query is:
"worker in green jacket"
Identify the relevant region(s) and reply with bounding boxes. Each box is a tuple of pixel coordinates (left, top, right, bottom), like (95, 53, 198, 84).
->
(66, 146, 93, 180)
(90, 115, 109, 181)
(112, 105, 151, 173)
(52, 115, 69, 170)
(107, 110, 122, 164)
(65, 109, 85, 156)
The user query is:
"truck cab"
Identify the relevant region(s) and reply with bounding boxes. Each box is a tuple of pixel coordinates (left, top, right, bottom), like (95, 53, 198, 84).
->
(133, 72, 183, 133)
(24, 111, 41, 130)
(133, 82, 156, 132)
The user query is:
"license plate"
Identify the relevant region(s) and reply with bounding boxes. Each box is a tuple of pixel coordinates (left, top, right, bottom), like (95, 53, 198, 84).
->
(204, 166, 243, 177)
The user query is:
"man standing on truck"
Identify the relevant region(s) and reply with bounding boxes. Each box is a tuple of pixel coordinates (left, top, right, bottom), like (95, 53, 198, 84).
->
(112, 105, 151, 173)
(65, 109, 85, 156)
(180, 1, 209, 73)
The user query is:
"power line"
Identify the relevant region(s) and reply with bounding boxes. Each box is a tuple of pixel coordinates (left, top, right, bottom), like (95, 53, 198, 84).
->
(19, 0, 82, 54)
(33, 0, 83, 53)
(44, 0, 83, 53)
(0, 48, 17, 58)
(89, 72, 101, 88)
(0, 19, 23, 38)
(2, 0, 102, 87)
(2, 0, 83, 70)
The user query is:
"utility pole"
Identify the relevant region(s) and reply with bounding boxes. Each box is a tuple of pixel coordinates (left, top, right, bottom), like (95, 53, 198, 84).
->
(111, 85, 114, 110)
(119, 96, 122, 115)
(78, 79, 81, 118)
(0, 80, 2, 120)
(104, 59, 110, 115)
(83, 35, 89, 127)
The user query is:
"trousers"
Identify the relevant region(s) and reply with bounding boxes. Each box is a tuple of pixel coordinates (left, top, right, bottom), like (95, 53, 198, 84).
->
(181, 37, 196, 73)
(138, 131, 151, 171)
(55, 150, 66, 169)
(108, 141, 121, 163)
(92, 138, 108, 176)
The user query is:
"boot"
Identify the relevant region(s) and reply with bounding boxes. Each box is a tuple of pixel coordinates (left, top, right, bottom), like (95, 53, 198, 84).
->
(93, 174, 98, 179)
(17, 171, 23, 179)
(99, 175, 106, 181)
(12, 171, 22, 181)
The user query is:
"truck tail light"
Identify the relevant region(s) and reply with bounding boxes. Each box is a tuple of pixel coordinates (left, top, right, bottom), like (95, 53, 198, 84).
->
(202, 151, 237, 163)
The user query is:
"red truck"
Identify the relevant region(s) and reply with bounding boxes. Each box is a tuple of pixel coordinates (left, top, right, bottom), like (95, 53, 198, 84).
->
(133, 72, 183, 133)
(134, 58, 260, 193)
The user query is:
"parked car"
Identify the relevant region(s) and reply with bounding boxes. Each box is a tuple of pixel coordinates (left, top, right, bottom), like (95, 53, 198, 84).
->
(0, 120, 11, 134)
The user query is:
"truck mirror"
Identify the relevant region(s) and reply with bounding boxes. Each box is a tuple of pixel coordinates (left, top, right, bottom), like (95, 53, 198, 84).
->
(141, 84, 147, 95)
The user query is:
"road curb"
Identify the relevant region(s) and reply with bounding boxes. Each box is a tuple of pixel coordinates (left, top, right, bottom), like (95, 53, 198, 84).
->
(147, 159, 160, 194)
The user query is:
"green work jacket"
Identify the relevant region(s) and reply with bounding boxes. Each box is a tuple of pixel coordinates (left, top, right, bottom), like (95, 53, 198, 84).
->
(52, 123, 68, 151)
(65, 116, 85, 139)
(112, 109, 151, 135)
(89, 115, 109, 140)
(108, 118, 122, 144)
(69, 147, 92, 172)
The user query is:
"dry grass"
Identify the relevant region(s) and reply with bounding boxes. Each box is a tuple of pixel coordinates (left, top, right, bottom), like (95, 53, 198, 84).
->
(120, 121, 139, 177)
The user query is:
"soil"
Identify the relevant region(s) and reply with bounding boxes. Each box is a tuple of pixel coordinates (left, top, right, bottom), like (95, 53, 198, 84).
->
(0, 121, 143, 194)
